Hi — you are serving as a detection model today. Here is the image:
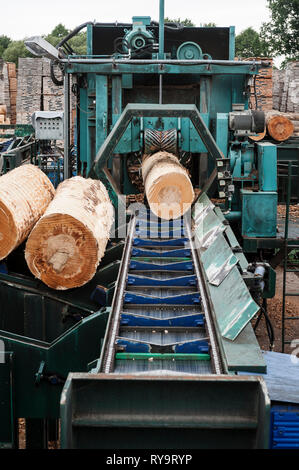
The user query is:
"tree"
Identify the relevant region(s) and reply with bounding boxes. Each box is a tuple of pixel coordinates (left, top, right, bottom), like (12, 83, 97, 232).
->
(46, 24, 86, 55)
(3, 40, 33, 65)
(235, 27, 269, 58)
(0, 35, 12, 58)
(200, 23, 217, 27)
(260, 0, 299, 58)
(164, 17, 195, 27)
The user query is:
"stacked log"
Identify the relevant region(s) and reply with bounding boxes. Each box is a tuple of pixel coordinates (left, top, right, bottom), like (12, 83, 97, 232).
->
(0, 105, 7, 124)
(16, 58, 76, 141)
(0, 164, 55, 260)
(7, 63, 17, 125)
(25, 177, 114, 290)
(142, 152, 194, 220)
(0, 60, 11, 123)
(247, 58, 273, 111)
(16, 58, 43, 125)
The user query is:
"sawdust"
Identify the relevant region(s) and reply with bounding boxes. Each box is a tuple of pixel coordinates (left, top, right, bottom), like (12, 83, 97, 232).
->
(277, 204, 299, 221)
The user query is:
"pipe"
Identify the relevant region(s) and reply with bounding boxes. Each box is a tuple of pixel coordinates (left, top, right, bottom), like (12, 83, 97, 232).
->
(159, 0, 165, 60)
(62, 58, 261, 66)
(224, 211, 242, 222)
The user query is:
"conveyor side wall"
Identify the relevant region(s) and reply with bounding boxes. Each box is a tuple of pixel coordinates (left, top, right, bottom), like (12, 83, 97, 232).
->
(60, 374, 270, 449)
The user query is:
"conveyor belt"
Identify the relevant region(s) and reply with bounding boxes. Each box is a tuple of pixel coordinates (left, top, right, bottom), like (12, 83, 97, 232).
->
(101, 212, 222, 375)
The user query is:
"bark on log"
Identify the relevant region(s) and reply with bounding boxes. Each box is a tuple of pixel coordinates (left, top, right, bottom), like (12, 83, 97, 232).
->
(269, 111, 299, 121)
(25, 176, 114, 290)
(0, 164, 55, 260)
(266, 111, 294, 141)
(142, 152, 194, 220)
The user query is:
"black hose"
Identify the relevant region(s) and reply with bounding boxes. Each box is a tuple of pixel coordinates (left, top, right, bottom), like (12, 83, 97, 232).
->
(253, 74, 258, 110)
(50, 21, 94, 87)
(57, 21, 94, 48)
(50, 60, 65, 86)
(254, 299, 275, 350)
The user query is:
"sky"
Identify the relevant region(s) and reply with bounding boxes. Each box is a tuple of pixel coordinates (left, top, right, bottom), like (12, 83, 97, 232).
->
(2, 0, 271, 40)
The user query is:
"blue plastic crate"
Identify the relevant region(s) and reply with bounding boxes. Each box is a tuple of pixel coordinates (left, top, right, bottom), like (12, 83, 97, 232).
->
(270, 405, 299, 449)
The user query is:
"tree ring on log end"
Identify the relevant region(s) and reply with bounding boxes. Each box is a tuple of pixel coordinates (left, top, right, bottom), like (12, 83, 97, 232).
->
(25, 213, 99, 290)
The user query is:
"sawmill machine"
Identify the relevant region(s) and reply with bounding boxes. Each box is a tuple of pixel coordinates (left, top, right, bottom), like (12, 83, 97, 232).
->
(2, 0, 299, 450)
(57, 9, 278, 254)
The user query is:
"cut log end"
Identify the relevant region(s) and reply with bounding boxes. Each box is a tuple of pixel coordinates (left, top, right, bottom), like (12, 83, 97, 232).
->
(266, 114, 294, 141)
(143, 152, 194, 220)
(0, 164, 55, 260)
(25, 214, 100, 290)
(25, 176, 114, 290)
(147, 172, 194, 220)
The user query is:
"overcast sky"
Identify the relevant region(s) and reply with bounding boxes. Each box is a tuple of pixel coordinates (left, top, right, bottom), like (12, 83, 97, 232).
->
(2, 0, 271, 40)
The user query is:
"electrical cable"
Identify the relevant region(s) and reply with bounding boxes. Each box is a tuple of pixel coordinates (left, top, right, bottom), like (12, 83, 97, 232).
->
(254, 298, 275, 351)
(50, 21, 94, 87)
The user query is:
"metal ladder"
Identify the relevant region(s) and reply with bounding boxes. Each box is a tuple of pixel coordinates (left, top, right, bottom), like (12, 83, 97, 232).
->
(282, 162, 299, 353)
(100, 210, 222, 375)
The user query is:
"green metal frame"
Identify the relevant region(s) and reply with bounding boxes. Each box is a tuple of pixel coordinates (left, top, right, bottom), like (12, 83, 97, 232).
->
(60, 374, 270, 449)
(88, 103, 225, 207)
(282, 162, 299, 352)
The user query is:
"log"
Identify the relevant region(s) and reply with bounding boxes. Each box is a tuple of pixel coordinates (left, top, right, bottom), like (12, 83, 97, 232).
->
(0, 105, 7, 116)
(142, 151, 194, 220)
(0, 164, 55, 260)
(249, 128, 266, 142)
(266, 111, 294, 141)
(25, 176, 114, 290)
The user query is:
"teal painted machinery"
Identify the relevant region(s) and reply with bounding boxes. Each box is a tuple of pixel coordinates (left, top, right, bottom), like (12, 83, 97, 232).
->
(0, 0, 298, 450)
(61, 12, 280, 253)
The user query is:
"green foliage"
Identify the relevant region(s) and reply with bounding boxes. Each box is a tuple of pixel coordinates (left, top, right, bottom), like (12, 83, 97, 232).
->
(50, 24, 70, 38)
(2, 40, 33, 65)
(45, 24, 86, 55)
(164, 17, 195, 27)
(235, 27, 269, 58)
(0, 35, 12, 58)
(200, 23, 217, 27)
(260, 0, 299, 58)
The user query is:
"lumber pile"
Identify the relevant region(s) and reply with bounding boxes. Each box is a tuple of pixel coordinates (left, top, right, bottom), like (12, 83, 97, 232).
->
(0, 164, 55, 260)
(265, 111, 294, 141)
(0, 105, 8, 125)
(142, 152, 194, 220)
(25, 177, 114, 290)
(7, 63, 17, 124)
(0, 60, 11, 124)
(16, 58, 76, 138)
(273, 62, 299, 115)
(16, 58, 43, 124)
(248, 58, 273, 111)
